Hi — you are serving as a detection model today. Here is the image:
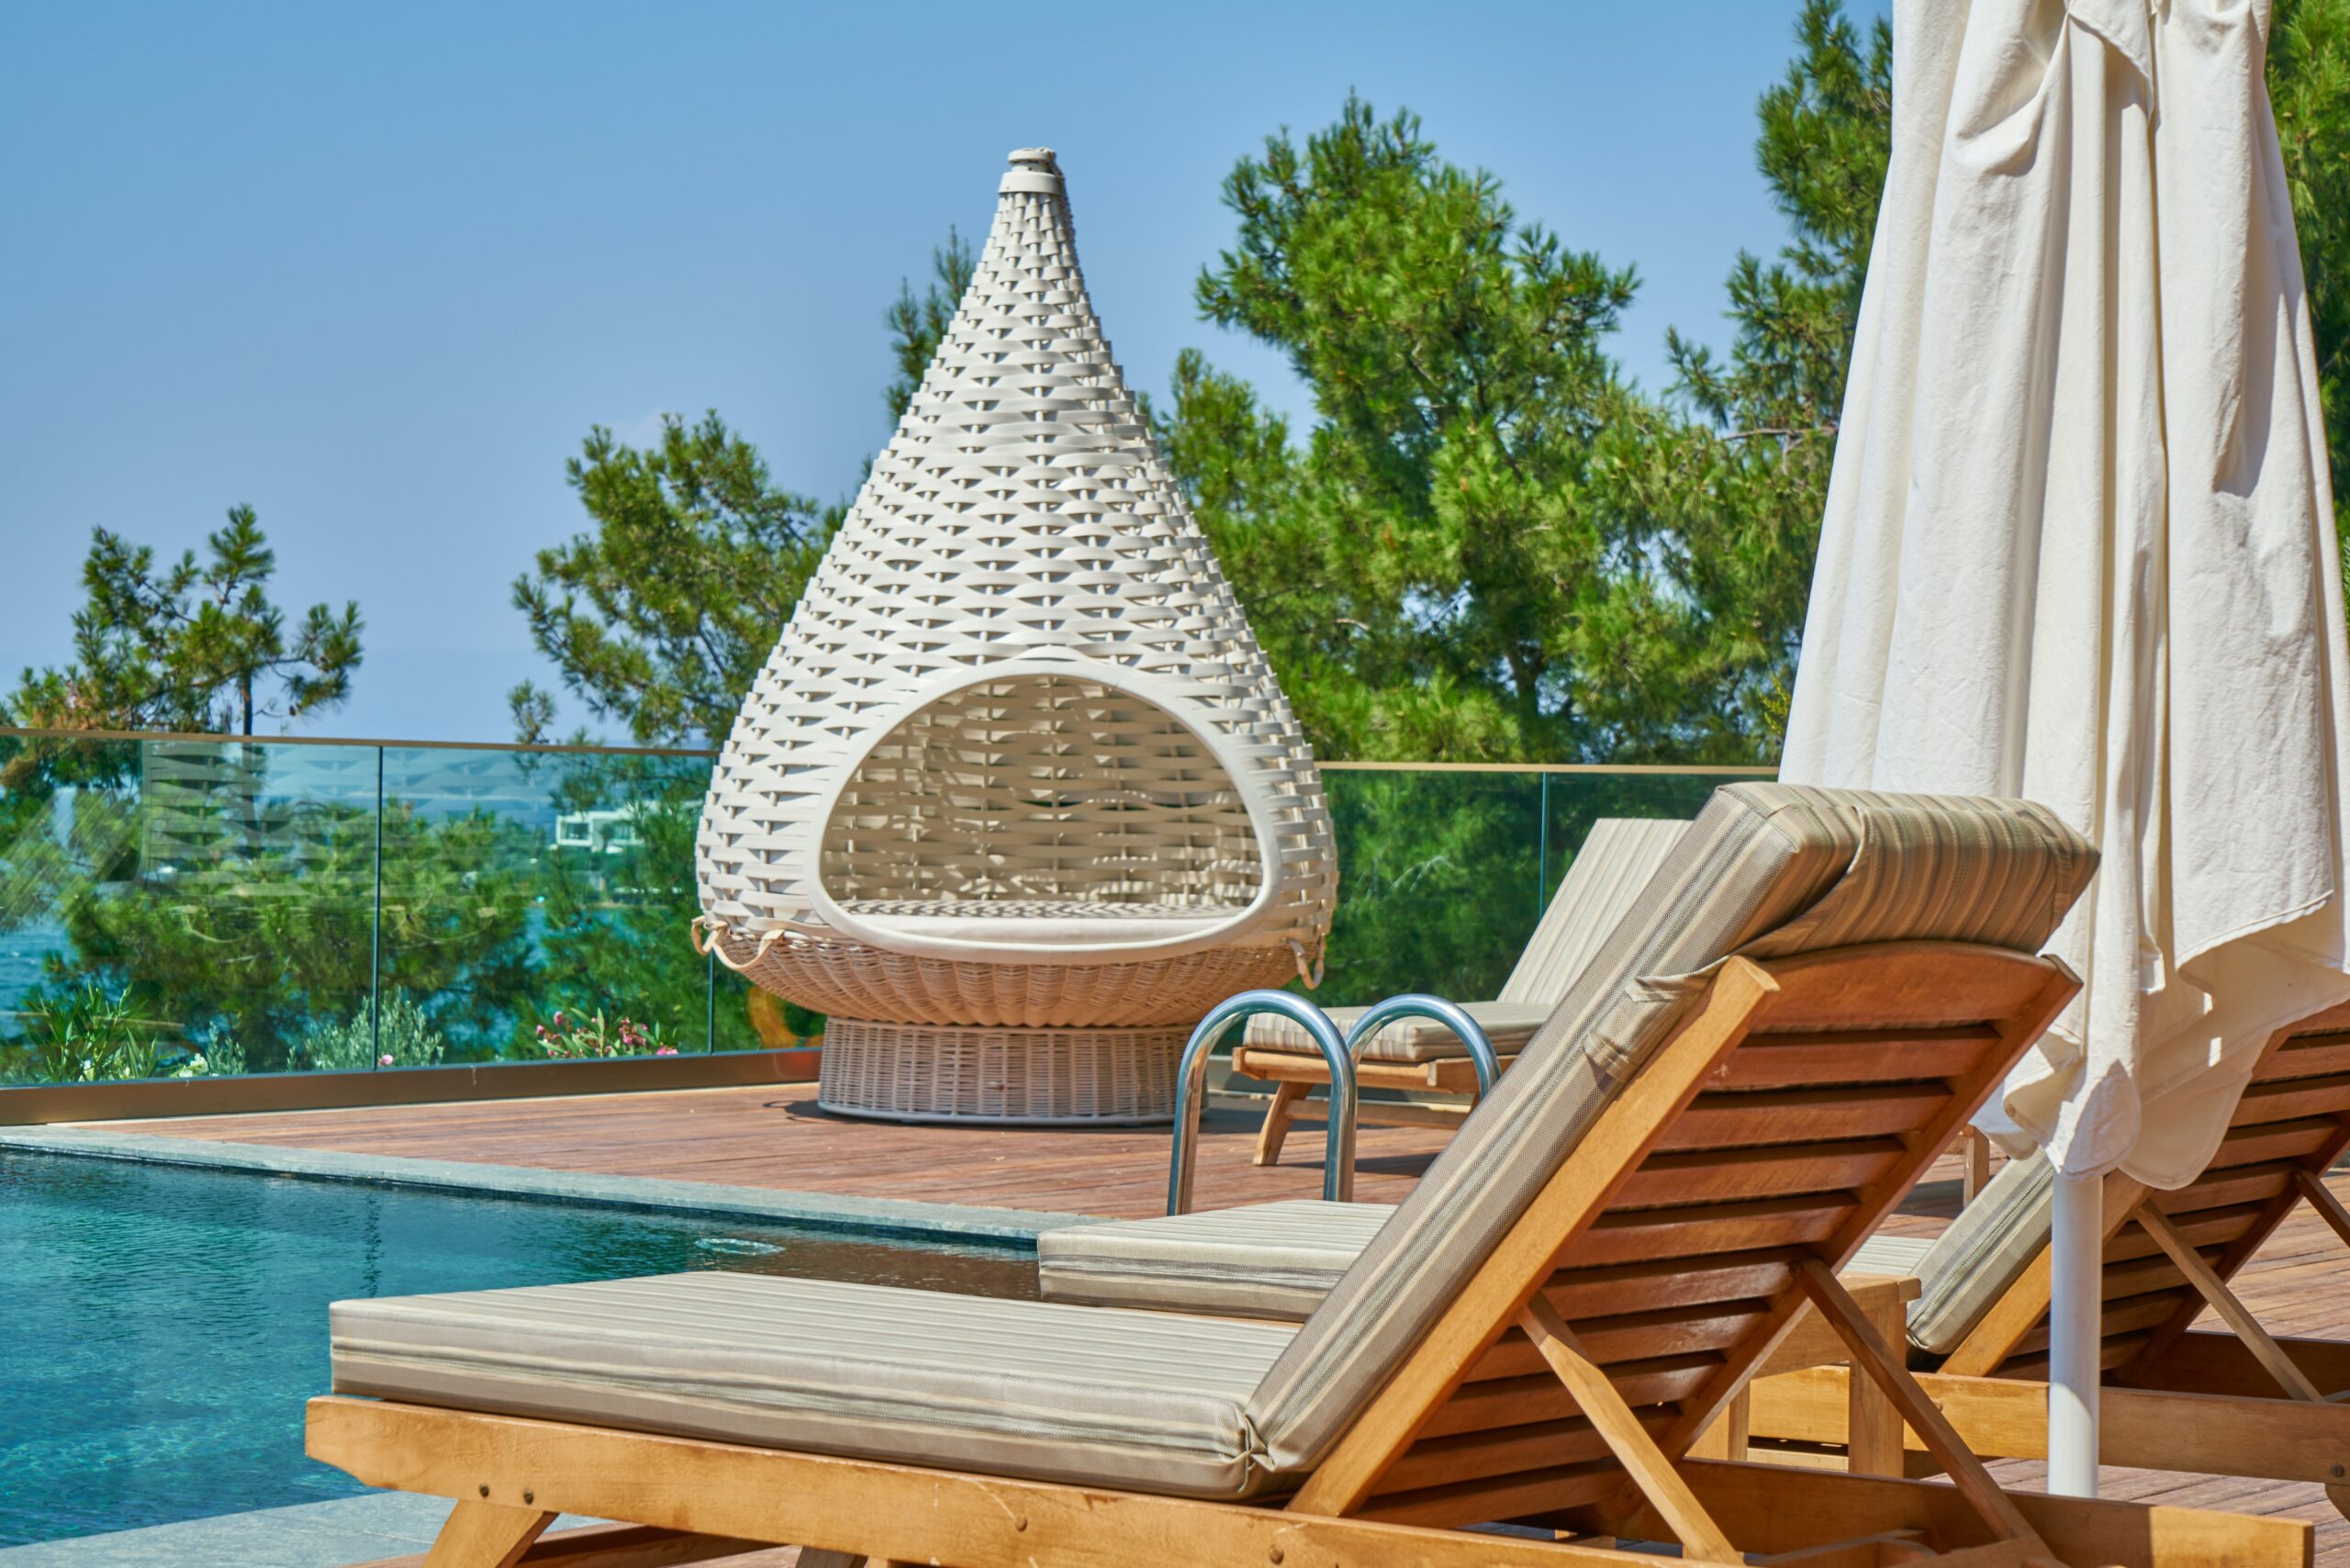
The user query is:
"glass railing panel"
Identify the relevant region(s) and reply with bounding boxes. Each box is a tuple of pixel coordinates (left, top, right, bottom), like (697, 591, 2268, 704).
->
(378, 744, 721, 1063)
(0, 737, 385, 1081)
(0, 730, 1779, 1088)
(1537, 768, 1751, 905)
(1314, 767, 1547, 1008)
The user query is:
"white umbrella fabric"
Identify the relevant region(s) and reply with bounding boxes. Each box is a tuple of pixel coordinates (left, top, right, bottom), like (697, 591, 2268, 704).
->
(1779, 0, 2350, 1493)
(1785, 0, 2350, 1188)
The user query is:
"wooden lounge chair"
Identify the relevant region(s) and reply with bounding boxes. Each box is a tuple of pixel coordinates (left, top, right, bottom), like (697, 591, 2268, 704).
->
(1237, 816, 1688, 1163)
(307, 786, 2307, 1566)
(1744, 999, 2350, 1519)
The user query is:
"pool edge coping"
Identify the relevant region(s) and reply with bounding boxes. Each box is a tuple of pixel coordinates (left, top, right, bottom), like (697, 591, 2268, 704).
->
(0, 1126, 1093, 1247)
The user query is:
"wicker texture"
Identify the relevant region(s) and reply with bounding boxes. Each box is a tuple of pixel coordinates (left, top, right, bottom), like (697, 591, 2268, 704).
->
(820, 1018, 1190, 1123)
(696, 147, 1335, 1049)
(711, 924, 1301, 1030)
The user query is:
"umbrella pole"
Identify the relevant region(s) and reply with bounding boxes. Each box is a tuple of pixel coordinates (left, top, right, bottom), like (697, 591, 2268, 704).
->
(2048, 1170, 2102, 1495)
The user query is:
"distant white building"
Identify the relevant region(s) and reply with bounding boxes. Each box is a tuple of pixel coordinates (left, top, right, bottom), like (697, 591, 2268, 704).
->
(551, 808, 644, 856)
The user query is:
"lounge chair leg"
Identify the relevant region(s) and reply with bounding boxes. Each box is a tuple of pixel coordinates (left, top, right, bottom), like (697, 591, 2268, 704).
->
(1959, 1127, 1990, 1206)
(422, 1500, 554, 1568)
(1253, 1081, 1308, 1166)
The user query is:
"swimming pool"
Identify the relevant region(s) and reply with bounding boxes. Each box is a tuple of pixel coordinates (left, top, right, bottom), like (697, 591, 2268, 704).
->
(0, 1149, 1035, 1546)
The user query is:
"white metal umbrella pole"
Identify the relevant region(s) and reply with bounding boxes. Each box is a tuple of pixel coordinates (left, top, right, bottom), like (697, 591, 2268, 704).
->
(2046, 1172, 2102, 1495)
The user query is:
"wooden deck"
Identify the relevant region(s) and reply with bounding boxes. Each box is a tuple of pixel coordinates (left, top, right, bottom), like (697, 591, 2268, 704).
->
(99, 1083, 2350, 1562)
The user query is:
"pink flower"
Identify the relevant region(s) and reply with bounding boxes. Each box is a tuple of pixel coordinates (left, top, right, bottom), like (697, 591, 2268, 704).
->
(377, 1053, 394, 1068)
(654, 1045, 677, 1057)
(552, 1011, 566, 1027)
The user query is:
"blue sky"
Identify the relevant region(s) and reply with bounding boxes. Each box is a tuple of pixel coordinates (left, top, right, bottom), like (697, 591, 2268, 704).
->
(0, 1, 1890, 745)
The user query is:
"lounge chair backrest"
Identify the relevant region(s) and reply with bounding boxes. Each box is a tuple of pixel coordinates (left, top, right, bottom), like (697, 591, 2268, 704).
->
(1497, 818, 1691, 1005)
(1242, 782, 2098, 1477)
(1919, 1000, 2350, 1372)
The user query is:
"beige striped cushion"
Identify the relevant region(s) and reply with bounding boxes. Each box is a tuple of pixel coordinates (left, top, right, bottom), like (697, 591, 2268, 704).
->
(1244, 782, 2097, 1473)
(1242, 817, 1690, 1063)
(1039, 1200, 1396, 1319)
(1241, 1000, 1552, 1065)
(1039, 1201, 1943, 1321)
(1908, 1149, 2058, 1356)
(330, 1273, 1298, 1498)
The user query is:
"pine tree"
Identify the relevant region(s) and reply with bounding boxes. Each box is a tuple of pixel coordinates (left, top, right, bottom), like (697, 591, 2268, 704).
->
(5, 505, 364, 739)
(2271, 0, 2350, 552)
(510, 414, 838, 747)
(1165, 95, 1641, 762)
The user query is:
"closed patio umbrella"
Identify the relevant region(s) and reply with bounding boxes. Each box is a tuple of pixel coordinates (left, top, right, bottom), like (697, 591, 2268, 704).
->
(1781, 0, 2350, 1492)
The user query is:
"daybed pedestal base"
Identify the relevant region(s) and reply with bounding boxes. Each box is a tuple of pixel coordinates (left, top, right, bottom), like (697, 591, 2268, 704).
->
(817, 1018, 1189, 1124)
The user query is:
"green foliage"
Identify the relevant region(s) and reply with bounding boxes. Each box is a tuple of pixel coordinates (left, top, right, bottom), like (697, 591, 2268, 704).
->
(883, 229, 977, 422)
(2273, 0, 2350, 551)
(300, 989, 447, 1071)
(1167, 95, 1640, 763)
(512, 415, 840, 746)
(4, 506, 363, 749)
(6, 982, 161, 1084)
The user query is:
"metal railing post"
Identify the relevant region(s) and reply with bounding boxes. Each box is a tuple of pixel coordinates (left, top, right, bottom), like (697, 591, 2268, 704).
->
(1169, 991, 1353, 1215)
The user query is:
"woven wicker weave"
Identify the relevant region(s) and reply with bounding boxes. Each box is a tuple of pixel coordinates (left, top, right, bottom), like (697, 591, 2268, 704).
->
(819, 1019, 1190, 1124)
(695, 148, 1336, 1118)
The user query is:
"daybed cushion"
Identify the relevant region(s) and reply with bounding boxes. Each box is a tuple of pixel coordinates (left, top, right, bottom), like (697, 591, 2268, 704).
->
(1908, 1148, 2059, 1357)
(1038, 1200, 1943, 1321)
(1242, 1000, 1552, 1064)
(837, 899, 1241, 946)
(1241, 783, 2096, 1474)
(330, 1272, 1295, 1498)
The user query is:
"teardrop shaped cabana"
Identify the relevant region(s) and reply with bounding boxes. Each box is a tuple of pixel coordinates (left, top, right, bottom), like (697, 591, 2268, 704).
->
(695, 148, 1337, 1124)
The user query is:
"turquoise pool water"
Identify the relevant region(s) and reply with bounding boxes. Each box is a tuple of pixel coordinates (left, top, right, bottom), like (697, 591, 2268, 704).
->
(0, 1149, 1035, 1546)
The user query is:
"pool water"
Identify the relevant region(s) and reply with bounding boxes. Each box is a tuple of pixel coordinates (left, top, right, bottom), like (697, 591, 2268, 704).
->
(0, 1150, 1035, 1546)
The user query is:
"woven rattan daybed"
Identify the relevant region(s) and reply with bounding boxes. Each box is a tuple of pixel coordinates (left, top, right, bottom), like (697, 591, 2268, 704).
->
(694, 149, 1336, 1124)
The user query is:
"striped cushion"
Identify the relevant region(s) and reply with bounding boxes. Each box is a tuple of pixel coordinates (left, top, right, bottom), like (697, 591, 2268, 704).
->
(1242, 818, 1689, 1063)
(1039, 1201, 1943, 1321)
(330, 1273, 1298, 1498)
(1242, 1000, 1551, 1064)
(1039, 1200, 1397, 1319)
(1908, 1149, 2058, 1356)
(1244, 783, 2096, 1473)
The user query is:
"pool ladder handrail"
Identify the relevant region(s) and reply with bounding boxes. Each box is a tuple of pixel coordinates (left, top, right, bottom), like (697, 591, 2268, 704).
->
(1166, 991, 1498, 1216)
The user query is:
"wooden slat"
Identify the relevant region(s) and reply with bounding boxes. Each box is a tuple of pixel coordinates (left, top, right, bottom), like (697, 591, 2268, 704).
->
(2008, 1291, 2195, 1360)
(2208, 1114, 2346, 1169)
(1576, 1194, 1856, 1266)
(2145, 1161, 2297, 1216)
(1658, 1084, 1953, 1151)
(1358, 1461, 1628, 1529)
(2253, 1035, 2350, 1082)
(1573, 1299, 1774, 1364)
(1708, 1025, 1998, 1090)
(1731, 943, 2053, 1032)
(1540, 1250, 1801, 1321)
(2104, 1201, 2267, 1263)
(2232, 1072, 2350, 1127)
(1380, 1409, 1645, 1495)
(1615, 1140, 1905, 1209)
(1424, 1356, 1721, 1438)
